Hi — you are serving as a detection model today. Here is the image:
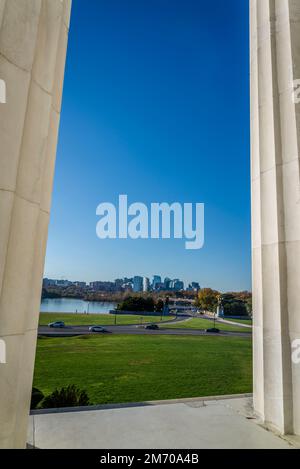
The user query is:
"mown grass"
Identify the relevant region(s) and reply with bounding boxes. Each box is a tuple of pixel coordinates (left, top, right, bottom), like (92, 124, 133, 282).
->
(33, 334, 252, 406)
(224, 318, 252, 325)
(163, 317, 252, 333)
(39, 312, 175, 326)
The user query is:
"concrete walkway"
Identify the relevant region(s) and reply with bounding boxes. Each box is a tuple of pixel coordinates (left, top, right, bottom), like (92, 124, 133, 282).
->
(28, 395, 296, 449)
(201, 314, 253, 329)
(216, 318, 253, 329)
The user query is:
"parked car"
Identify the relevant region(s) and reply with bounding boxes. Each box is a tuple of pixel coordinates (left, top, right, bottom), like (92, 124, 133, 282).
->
(145, 323, 159, 330)
(206, 327, 220, 333)
(48, 321, 65, 328)
(89, 326, 110, 333)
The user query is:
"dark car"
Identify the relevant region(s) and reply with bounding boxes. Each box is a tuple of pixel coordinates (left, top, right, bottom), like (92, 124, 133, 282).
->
(145, 324, 159, 330)
(206, 327, 220, 333)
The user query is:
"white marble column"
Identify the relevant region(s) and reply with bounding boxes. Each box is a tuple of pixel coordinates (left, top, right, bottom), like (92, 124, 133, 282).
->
(251, 0, 300, 435)
(0, 0, 71, 448)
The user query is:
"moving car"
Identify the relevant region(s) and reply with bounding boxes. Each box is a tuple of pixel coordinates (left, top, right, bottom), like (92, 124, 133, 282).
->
(48, 321, 65, 328)
(145, 323, 159, 330)
(89, 326, 110, 333)
(206, 327, 220, 333)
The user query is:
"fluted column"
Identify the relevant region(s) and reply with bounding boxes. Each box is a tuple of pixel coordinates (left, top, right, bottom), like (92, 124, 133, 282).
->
(251, 0, 300, 435)
(0, 0, 71, 448)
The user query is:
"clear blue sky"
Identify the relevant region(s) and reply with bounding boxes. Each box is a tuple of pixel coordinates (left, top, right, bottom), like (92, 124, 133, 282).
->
(44, 0, 251, 292)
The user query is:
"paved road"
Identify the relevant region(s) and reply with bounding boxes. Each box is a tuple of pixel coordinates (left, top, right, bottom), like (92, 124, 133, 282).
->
(38, 324, 251, 339)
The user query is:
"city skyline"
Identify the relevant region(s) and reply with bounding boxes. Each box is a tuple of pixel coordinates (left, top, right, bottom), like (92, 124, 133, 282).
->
(43, 274, 201, 293)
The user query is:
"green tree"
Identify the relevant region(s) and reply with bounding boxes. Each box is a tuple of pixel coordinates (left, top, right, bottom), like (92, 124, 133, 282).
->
(117, 296, 155, 312)
(220, 293, 249, 317)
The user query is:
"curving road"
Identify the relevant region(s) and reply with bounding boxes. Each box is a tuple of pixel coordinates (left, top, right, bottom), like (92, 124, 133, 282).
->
(38, 324, 251, 339)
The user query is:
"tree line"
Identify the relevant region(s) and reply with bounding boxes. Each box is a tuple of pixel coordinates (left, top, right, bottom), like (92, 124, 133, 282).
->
(195, 289, 252, 317)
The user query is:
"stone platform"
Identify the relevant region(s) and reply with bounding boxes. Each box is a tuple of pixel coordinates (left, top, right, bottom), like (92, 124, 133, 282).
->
(28, 395, 299, 449)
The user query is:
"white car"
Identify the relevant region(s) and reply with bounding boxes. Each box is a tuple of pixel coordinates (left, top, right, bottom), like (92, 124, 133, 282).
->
(48, 321, 65, 328)
(89, 326, 110, 333)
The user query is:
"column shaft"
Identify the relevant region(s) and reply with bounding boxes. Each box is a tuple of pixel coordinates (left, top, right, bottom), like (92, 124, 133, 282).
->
(0, 0, 71, 448)
(251, 0, 300, 435)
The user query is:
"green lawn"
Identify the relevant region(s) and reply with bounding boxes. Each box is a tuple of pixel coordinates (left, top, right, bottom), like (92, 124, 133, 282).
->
(33, 334, 252, 406)
(163, 317, 252, 333)
(39, 312, 175, 326)
(224, 318, 252, 325)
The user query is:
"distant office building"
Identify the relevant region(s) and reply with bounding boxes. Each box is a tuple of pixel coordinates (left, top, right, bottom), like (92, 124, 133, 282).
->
(123, 282, 133, 292)
(90, 281, 101, 290)
(170, 279, 184, 291)
(143, 277, 150, 292)
(176, 281, 184, 291)
(114, 278, 123, 286)
(123, 277, 133, 284)
(43, 278, 56, 287)
(55, 279, 73, 287)
(73, 281, 86, 288)
(187, 282, 200, 291)
(89, 281, 116, 292)
(114, 278, 125, 291)
(133, 276, 143, 292)
(163, 277, 172, 290)
(152, 275, 162, 290)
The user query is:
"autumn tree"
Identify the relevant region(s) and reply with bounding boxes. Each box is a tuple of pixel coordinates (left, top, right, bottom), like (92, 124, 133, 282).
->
(195, 288, 219, 313)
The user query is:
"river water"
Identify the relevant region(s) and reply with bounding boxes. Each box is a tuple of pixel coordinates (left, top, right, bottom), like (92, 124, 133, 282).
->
(40, 298, 117, 314)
